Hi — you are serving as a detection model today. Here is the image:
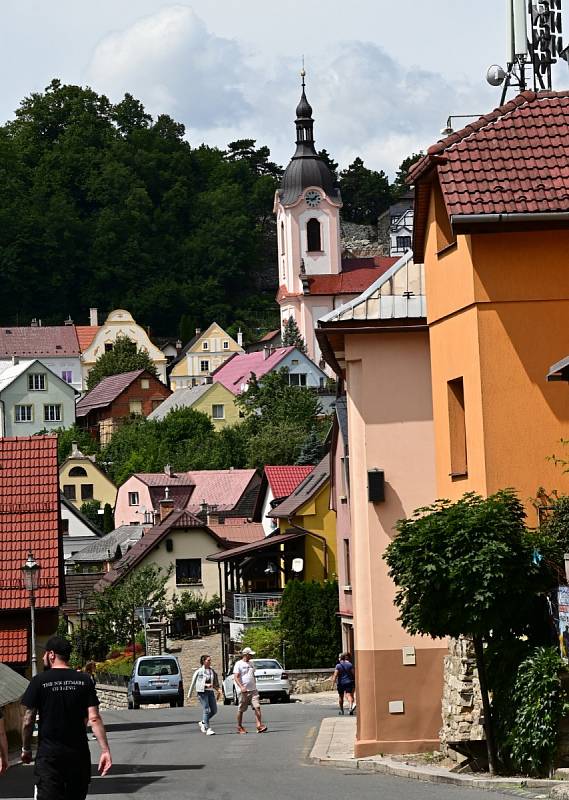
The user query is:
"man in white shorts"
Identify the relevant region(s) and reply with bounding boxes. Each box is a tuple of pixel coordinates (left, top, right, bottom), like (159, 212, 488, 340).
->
(233, 648, 267, 734)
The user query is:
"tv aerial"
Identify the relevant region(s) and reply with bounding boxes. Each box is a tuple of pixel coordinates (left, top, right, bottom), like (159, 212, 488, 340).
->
(486, 0, 569, 103)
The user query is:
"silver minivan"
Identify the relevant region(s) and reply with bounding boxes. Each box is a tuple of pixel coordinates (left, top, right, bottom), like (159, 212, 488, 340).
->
(127, 655, 184, 709)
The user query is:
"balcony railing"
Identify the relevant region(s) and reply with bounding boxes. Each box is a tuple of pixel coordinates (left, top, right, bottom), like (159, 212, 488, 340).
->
(231, 593, 282, 622)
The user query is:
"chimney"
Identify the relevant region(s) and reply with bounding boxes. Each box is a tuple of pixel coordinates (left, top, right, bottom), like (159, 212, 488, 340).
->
(89, 308, 98, 326)
(175, 339, 182, 351)
(195, 328, 201, 337)
(159, 487, 175, 522)
(164, 464, 172, 477)
(71, 441, 79, 457)
(237, 328, 243, 347)
(207, 504, 219, 525)
(30, 318, 37, 327)
(263, 346, 269, 360)
(12, 356, 18, 366)
(64, 315, 73, 325)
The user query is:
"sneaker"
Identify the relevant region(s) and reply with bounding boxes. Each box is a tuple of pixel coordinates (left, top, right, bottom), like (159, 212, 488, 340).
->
(199, 721, 207, 734)
(237, 726, 247, 734)
(206, 728, 215, 735)
(338, 709, 344, 715)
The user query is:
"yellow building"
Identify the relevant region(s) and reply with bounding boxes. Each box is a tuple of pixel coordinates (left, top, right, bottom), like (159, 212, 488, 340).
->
(169, 322, 244, 390)
(268, 455, 337, 582)
(59, 443, 117, 509)
(147, 381, 239, 429)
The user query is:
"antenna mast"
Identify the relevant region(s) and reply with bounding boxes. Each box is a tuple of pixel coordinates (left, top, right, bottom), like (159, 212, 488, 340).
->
(487, 0, 568, 101)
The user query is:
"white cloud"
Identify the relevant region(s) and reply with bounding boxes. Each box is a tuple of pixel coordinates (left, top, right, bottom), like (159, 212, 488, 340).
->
(87, 5, 250, 128)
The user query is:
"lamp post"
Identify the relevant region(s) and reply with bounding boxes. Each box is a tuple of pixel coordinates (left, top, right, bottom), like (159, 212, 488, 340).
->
(77, 591, 86, 668)
(21, 551, 40, 677)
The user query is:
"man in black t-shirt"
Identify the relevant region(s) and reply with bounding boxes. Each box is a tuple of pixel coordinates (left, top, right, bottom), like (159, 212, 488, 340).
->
(21, 635, 112, 800)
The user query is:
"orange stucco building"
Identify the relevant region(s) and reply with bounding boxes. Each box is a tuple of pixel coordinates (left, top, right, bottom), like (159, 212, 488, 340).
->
(412, 90, 569, 518)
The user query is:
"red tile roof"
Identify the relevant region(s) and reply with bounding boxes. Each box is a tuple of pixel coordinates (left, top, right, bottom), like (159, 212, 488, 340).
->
(186, 469, 258, 512)
(277, 263, 396, 303)
(410, 91, 569, 261)
(208, 522, 265, 544)
(136, 473, 194, 488)
(212, 348, 294, 395)
(0, 436, 61, 610)
(75, 326, 99, 351)
(76, 369, 146, 416)
(0, 625, 28, 664)
(265, 466, 314, 500)
(341, 256, 398, 272)
(0, 326, 80, 357)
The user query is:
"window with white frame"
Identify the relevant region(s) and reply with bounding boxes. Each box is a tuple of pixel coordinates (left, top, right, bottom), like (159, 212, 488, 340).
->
(212, 404, 225, 420)
(15, 405, 33, 422)
(28, 373, 46, 391)
(202, 341, 209, 350)
(396, 235, 412, 250)
(61, 370, 73, 384)
(200, 360, 209, 372)
(44, 404, 62, 422)
(223, 341, 229, 350)
(289, 373, 307, 387)
(128, 492, 140, 506)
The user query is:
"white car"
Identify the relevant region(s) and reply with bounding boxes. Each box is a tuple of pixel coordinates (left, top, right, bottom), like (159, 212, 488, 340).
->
(222, 658, 291, 704)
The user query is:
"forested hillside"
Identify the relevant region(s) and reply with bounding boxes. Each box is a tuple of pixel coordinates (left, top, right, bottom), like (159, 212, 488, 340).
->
(0, 80, 416, 338)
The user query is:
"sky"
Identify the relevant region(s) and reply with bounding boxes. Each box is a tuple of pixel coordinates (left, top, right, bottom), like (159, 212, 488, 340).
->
(3, 1, 569, 178)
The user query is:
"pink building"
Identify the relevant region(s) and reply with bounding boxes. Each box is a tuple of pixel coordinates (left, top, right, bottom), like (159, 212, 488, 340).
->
(317, 253, 446, 757)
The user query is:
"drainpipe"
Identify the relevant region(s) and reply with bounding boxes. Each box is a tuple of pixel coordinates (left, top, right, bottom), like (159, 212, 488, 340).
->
(287, 519, 329, 580)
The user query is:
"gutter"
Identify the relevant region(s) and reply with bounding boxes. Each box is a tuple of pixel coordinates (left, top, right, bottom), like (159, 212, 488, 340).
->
(287, 520, 329, 580)
(451, 211, 569, 226)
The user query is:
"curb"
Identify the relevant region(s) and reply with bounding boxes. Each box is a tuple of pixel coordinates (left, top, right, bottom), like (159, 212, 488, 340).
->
(309, 718, 559, 792)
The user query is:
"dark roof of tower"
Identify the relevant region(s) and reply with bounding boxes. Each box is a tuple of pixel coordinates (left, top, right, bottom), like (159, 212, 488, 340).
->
(278, 74, 341, 206)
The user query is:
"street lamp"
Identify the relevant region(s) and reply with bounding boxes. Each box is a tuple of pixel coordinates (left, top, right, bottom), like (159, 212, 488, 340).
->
(77, 591, 86, 668)
(21, 551, 40, 677)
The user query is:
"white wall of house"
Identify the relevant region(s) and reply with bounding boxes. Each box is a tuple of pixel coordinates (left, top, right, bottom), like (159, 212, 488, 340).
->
(0, 356, 82, 393)
(259, 486, 280, 537)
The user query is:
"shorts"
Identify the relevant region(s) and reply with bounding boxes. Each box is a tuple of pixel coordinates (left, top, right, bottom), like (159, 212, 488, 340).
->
(337, 683, 354, 697)
(35, 752, 91, 800)
(238, 689, 261, 713)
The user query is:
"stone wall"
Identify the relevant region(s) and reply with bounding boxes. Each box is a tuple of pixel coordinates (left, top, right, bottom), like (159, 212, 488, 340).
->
(97, 683, 128, 710)
(287, 669, 334, 694)
(440, 637, 484, 761)
(340, 221, 387, 258)
(146, 624, 165, 656)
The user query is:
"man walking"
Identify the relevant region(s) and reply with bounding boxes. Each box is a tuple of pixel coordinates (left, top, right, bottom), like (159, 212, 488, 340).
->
(21, 635, 112, 800)
(233, 647, 267, 734)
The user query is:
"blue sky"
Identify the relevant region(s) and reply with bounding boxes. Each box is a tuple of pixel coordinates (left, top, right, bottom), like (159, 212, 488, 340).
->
(3, 1, 569, 177)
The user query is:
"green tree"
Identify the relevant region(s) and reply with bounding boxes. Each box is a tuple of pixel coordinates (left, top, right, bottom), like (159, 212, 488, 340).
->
(296, 427, 325, 466)
(102, 503, 115, 534)
(384, 490, 556, 774)
(281, 317, 306, 353)
(279, 580, 341, 668)
(86, 335, 159, 390)
(392, 152, 424, 196)
(80, 499, 102, 531)
(317, 149, 339, 183)
(339, 157, 392, 224)
(44, 425, 98, 464)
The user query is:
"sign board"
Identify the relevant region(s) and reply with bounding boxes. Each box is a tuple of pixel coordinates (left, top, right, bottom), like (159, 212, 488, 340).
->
(135, 606, 154, 624)
(185, 612, 197, 621)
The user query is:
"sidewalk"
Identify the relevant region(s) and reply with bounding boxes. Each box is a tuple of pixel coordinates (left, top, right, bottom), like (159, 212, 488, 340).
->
(309, 716, 562, 793)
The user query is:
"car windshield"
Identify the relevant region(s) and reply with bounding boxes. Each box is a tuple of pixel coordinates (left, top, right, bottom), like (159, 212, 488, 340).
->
(138, 658, 179, 676)
(253, 660, 281, 670)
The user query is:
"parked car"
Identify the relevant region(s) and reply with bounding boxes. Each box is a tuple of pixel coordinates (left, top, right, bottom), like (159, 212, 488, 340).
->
(222, 658, 290, 705)
(127, 655, 184, 709)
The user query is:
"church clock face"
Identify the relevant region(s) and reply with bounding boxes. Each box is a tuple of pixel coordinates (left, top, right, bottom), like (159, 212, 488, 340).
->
(305, 190, 322, 208)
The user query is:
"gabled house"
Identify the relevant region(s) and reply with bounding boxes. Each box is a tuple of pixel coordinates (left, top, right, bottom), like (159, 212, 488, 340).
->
(316, 251, 444, 757)
(168, 322, 244, 390)
(60, 494, 103, 563)
(148, 381, 239, 428)
(0, 435, 63, 675)
(253, 465, 315, 536)
(76, 369, 171, 444)
(77, 308, 168, 389)
(0, 322, 82, 393)
(0, 359, 77, 437)
(212, 346, 326, 395)
(378, 190, 415, 257)
(59, 442, 117, 510)
(246, 329, 282, 353)
(114, 468, 261, 527)
(68, 524, 147, 574)
(95, 508, 263, 604)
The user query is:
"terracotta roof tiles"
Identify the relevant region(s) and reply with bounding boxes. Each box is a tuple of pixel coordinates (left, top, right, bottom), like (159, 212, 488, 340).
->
(0, 326, 80, 357)
(75, 326, 99, 352)
(0, 436, 61, 611)
(76, 370, 146, 416)
(264, 466, 314, 500)
(0, 625, 28, 664)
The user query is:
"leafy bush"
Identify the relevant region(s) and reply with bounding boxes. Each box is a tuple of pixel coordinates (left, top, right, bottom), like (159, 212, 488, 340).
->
(508, 647, 569, 776)
(170, 591, 220, 619)
(240, 624, 282, 660)
(279, 580, 341, 668)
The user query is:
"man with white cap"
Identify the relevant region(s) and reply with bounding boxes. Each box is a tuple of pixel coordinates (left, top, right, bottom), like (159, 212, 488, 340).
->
(233, 647, 267, 734)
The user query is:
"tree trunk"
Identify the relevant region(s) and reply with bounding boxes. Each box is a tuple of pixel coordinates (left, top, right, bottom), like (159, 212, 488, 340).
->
(473, 634, 499, 775)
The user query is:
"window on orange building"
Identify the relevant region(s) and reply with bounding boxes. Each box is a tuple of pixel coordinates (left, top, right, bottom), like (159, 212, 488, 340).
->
(447, 377, 468, 477)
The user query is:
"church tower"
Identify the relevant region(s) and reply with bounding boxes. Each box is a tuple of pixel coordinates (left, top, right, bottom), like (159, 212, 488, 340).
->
(274, 71, 343, 363)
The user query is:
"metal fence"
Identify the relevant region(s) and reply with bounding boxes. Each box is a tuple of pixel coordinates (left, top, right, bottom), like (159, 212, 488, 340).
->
(232, 593, 282, 622)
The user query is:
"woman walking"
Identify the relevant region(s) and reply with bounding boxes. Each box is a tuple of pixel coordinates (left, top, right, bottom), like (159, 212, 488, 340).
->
(188, 655, 220, 735)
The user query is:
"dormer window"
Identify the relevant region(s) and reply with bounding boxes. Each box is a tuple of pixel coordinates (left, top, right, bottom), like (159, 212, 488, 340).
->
(202, 342, 209, 350)
(307, 218, 322, 252)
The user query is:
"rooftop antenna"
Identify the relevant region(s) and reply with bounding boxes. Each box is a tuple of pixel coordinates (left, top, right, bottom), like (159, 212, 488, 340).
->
(487, 0, 568, 102)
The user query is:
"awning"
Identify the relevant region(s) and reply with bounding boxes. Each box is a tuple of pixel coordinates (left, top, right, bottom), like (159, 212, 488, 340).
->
(547, 354, 569, 382)
(207, 530, 306, 563)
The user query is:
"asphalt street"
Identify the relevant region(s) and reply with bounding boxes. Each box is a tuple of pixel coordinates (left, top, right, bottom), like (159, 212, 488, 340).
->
(0, 699, 545, 800)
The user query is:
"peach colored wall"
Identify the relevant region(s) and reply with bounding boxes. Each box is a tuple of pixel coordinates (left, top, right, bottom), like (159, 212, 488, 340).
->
(345, 331, 446, 754)
(333, 425, 353, 619)
(114, 476, 153, 526)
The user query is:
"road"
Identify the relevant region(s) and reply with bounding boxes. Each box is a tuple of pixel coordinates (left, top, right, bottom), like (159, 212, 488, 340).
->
(1, 699, 541, 800)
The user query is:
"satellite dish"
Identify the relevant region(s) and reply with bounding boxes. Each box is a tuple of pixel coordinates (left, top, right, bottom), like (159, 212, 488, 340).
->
(291, 558, 304, 573)
(486, 65, 506, 87)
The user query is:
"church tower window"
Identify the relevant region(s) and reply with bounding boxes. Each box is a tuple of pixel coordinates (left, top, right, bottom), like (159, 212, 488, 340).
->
(280, 222, 286, 256)
(307, 218, 322, 252)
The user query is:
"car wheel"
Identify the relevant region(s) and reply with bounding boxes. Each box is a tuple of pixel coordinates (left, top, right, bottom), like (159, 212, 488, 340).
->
(133, 698, 140, 710)
(127, 698, 133, 710)
(169, 700, 177, 708)
(233, 688, 239, 706)
(177, 696, 184, 708)
(281, 693, 291, 703)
